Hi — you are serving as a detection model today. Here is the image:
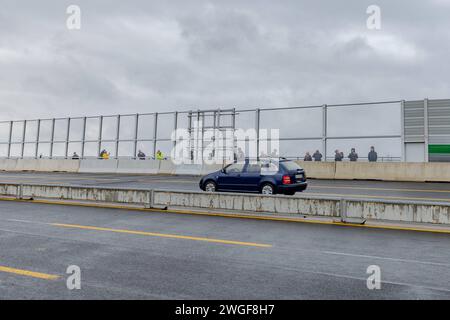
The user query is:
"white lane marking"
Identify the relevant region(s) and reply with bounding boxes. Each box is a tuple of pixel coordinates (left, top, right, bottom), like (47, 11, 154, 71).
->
(323, 251, 450, 268)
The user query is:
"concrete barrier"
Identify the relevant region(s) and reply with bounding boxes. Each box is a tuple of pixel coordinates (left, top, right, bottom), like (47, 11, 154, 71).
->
(1, 183, 450, 225)
(79, 159, 118, 173)
(158, 160, 176, 174)
(334, 162, 426, 182)
(117, 159, 160, 174)
(423, 163, 450, 182)
(4, 158, 450, 183)
(296, 161, 336, 179)
(14, 159, 80, 172)
(0, 159, 18, 171)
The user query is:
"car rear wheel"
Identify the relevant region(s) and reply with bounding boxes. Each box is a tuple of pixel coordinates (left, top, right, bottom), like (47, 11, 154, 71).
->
(204, 181, 217, 192)
(261, 183, 275, 195)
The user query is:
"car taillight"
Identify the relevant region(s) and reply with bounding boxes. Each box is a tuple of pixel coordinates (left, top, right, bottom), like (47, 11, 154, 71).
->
(282, 175, 291, 184)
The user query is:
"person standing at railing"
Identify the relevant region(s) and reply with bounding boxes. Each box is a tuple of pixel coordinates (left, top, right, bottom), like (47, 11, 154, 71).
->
(156, 150, 164, 160)
(137, 150, 146, 160)
(334, 150, 343, 161)
(312, 150, 322, 162)
(348, 148, 358, 162)
(368, 146, 378, 162)
(72, 152, 80, 160)
(304, 152, 312, 161)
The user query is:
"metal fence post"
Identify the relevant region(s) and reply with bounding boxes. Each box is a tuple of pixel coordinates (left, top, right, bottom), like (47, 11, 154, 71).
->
(35, 119, 41, 159)
(49, 118, 55, 159)
(21, 120, 27, 159)
(133, 114, 139, 159)
(7, 121, 13, 159)
(255, 108, 260, 160)
(98, 116, 103, 158)
(173, 111, 178, 159)
(115, 115, 121, 159)
(322, 104, 327, 161)
(424, 98, 429, 162)
(400, 100, 406, 162)
(153, 113, 158, 159)
(65, 118, 71, 159)
(81, 117, 87, 159)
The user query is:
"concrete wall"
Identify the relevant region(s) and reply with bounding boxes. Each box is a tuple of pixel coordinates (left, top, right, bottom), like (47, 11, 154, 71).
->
(3, 159, 450, 182)
(2, 183, 450, 225)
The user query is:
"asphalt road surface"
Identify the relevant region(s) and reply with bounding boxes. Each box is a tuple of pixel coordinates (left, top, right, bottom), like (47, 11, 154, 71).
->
(1, 172, 450, 203)
(0, 200, 449, 299)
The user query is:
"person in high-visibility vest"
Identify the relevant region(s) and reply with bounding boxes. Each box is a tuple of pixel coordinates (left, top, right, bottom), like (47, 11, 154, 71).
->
(156, 150, 164, 160)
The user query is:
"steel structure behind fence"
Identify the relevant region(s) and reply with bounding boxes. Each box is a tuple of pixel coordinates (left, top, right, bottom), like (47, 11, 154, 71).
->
(0, 100, 405, 162)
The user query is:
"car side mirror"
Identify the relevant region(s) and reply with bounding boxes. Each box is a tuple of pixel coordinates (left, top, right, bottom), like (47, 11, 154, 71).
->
(221, 168, 226, 174)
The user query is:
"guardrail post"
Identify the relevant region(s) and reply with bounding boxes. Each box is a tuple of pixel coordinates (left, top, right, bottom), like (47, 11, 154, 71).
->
(16, 184, 23, 200)
(339, 198, 347, 223)
(145, 189, 154, 209)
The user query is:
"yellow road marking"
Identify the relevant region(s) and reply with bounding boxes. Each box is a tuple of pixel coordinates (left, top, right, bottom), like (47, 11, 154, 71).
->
(0, 265, 59, 280)
(52, 223, 272, 248)
(310, 184, 450, 194)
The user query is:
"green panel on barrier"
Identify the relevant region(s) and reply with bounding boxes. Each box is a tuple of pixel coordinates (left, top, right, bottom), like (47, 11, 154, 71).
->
(429, 145, 450, 154)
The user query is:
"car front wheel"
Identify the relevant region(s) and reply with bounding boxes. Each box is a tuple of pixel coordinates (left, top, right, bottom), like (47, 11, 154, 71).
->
(204, 181, 217, 192)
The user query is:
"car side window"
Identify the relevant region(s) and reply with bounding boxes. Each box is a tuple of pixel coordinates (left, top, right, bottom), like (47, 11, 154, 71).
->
(226, 163, 245, 174)
(246, 163, 261, 173)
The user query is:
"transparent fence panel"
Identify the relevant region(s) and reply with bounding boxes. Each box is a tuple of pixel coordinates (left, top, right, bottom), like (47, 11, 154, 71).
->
(37, 143, 51, 158)
(137, 114, 155, 141)
(156, 113, 175, 140)
(101, 116, 118, 141)
(235, 111, 255, 131)
(52, 143, 66, 158)
(68, 143, 82, 158)
(0, 122, 10, 143)
(260, 108, 323, 139)
(24, 121, 38, 142)
(11, 122, 24, 143)
(327, 103, 401, 137)
(23, 143, 36, 158)
(54, 119, 68, 142)
(85, 117, 101, 142)
(118, 142, 134, 158)
(39, 120, 53, 142)
(0, 144, 8, 157)
(119, 115, 136, 141)
(83, 142, 98, 158)
(69, 118, 84, 142)
(9, 144, 22, 158)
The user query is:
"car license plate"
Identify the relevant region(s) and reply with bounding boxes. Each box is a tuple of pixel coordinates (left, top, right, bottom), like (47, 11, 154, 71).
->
(296, 174, 303, 180)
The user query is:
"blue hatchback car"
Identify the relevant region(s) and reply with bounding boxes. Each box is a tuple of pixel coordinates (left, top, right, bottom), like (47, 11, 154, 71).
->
(199, 159, 307, 195)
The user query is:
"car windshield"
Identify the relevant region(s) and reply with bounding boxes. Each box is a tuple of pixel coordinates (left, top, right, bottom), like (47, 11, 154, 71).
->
(281, 161, 302, 171)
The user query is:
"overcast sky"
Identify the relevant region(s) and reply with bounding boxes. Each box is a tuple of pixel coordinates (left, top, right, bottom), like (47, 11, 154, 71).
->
(0, 1, 449, 157)
(1, 0, 449, 121)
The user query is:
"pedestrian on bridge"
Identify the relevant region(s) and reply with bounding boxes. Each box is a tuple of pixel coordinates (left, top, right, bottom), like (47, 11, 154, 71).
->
(72, 152, 80, 160)
(156, 150, 164, 160)
(348, 148, 358, 162)
(368, 146, 378, 162)
(304, 152, 312, 161)
(137, 150, 146, 160)
(334, 150, 343, 161)
(312, 150, 323, 162)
